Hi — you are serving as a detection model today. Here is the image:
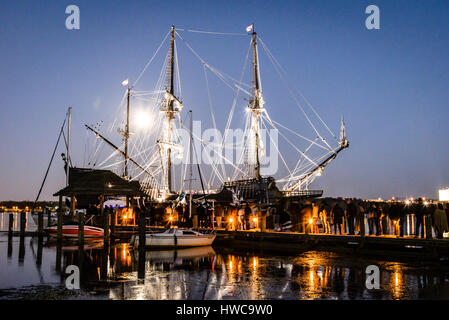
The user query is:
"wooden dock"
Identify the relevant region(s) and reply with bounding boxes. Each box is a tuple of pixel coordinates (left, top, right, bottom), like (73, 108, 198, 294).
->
(214, 230, 449, 259)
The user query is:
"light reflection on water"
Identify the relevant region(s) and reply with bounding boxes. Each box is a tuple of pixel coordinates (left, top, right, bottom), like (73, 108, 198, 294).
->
(1, 232, 449, 300)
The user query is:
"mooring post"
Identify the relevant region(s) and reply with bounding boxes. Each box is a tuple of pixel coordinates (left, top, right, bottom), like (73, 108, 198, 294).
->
(57, 195, 63, 240)
(47, 208, 51, 227)
(78, 209, 84, 244)
(18, 233, 25, 265)
(38, 210, 44, 235)
(138, 204, 146, 280)
(37, 234, 43, 266)
(7, 232, 13, 258)
(20, 210, 26, 236)
(8, 212, 14, 234)
(55, 239, 62, 272)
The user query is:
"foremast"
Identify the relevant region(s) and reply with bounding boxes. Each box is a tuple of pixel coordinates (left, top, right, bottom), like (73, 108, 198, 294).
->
(246, 28, 265, 180)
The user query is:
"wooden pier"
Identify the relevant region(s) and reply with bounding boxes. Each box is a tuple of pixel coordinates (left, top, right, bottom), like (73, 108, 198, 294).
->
(213, 230, 449, 259)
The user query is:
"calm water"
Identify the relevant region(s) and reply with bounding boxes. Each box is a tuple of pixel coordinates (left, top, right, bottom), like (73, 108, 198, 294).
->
(1, 212, 449, 300)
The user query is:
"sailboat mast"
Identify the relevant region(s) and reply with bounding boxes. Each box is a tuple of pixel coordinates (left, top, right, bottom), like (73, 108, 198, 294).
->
(66, 106, 72, 186)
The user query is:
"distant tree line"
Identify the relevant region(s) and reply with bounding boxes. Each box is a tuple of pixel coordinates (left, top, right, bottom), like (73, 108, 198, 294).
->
(0, 200, 58, 209)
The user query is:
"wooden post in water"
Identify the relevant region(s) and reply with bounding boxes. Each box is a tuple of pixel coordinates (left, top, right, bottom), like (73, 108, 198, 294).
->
(20, 210, 26, 236)
(138, 204, 146, 247)
(36, 234, 43, 266)
(47, 208, 51, 227)
(71, 195, 76, 217)
(38, 210, 44, 235)
(138, 202, 146, 280)
(78, 208, 84, 244)
(8, 213, 14, 234)
(57, 195, 63, 239)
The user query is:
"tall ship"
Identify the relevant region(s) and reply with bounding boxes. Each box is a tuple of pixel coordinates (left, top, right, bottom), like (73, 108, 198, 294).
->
(43, 24, 348, 229)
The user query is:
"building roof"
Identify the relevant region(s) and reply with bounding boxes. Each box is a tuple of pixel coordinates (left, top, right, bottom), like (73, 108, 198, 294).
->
(53, 168, 145, 197)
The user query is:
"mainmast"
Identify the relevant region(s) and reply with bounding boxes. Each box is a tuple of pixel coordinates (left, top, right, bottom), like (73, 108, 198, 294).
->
(248, 28, 264, 180)
(159, 25, 182, 193)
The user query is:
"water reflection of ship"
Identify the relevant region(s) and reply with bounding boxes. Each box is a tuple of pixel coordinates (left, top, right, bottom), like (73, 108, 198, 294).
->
(44, 239, 104, 251)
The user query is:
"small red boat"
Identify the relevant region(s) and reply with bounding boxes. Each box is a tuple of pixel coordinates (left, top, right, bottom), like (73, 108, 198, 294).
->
(44, 225, 105, 239)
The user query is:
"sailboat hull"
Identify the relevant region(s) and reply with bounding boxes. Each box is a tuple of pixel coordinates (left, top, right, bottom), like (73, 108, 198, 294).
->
(44, 225, 104, 238)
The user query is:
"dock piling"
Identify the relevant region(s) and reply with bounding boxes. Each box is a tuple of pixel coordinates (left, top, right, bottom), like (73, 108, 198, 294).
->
(38, 211, 44, 235)
(138, 204, 146, 280)
(8, 213, 14, 234)
(57, 195, 63, 239)
(78, 209, 84, 244)
(19, 211, 26, 236)
(47, 208, 51, 227)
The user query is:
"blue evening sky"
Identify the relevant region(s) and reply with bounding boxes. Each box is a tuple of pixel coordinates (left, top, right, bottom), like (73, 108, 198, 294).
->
(0, 0, 448, 200)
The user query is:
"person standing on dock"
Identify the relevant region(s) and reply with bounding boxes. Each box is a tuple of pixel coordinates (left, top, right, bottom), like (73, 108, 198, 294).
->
(413, 199, 425, 238)
(312, 202, 319, 233)
(331, 202, 343, 235)
(345, 199, 356, 235)
(368, 203, 377, 235)
(433, 203, 448, 239)
(445, 203, 449, 229)
(319, 202, 331, 234)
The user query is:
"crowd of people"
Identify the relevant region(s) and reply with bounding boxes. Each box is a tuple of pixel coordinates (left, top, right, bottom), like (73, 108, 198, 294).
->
(87, 197, 449, 240)
(288, 198, 449, 239)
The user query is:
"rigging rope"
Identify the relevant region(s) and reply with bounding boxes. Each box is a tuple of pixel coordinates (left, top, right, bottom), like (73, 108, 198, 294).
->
(133, 31, 170, 88)
(31, 115, 67, 212)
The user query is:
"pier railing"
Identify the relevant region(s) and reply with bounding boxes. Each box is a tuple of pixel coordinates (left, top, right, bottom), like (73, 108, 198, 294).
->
(281, 190, 323, 198)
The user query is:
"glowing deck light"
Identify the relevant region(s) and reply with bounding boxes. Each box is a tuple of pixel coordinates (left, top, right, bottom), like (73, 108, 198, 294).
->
(309, 218, 313, 224)
(253, 217, 258, 223)
(229, 218, 234, 223)
(169, 216, 173, 221)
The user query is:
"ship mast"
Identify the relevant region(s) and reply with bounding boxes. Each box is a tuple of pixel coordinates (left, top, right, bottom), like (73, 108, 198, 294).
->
(124, 87, 131, 180)
(159, 25, 182, 193)
(248, 28, 264, 180)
